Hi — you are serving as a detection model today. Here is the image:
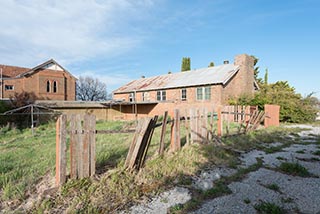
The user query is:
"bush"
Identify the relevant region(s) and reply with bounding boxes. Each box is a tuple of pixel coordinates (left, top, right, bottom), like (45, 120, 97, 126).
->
(229, 81, 318, 123)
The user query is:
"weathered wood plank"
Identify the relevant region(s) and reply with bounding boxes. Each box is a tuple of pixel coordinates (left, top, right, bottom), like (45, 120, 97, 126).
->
(89, 114, 96, 176)
(159, 111, 168, 156)
(125, 119, 144, 168)
(70, 114, 78, 179)
(76, 114, 84, 178)
(139, 116, 158, 169)
(82, 114, 90, 177)
(185, 109, 190, 145)
(127, 118, 152, 169)
(217, 106, 222, 137)
(170, 109, 180, 151)
(55, 115, 67, 186)
(190, 108, 195, 144)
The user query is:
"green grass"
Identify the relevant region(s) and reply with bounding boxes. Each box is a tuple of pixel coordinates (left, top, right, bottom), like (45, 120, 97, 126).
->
(254, 201, 286, 214)
(222, 126, 301, 152)
(0, 120, 314, 213)
(0, 123, 56, 201)
(277, 162, 311, 177)
(313, 150, 320, 156)
(243, 198, 251, 204)
(265, 183, 280, 192)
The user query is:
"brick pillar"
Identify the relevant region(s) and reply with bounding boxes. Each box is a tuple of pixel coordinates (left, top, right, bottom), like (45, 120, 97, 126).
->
(264, 104, 280, 128)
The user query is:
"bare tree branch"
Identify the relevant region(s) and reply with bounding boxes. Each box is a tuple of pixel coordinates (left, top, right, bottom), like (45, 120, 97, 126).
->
(76, 76, 107, 101)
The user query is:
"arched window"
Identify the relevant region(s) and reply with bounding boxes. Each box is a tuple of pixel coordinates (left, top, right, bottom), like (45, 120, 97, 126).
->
(46, 80, 50, 92)
(53, 81, 57, 93)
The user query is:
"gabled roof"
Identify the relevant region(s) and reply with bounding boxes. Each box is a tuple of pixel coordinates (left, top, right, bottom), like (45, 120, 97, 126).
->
(17, 59, 76, 79)
(0, 59, 76, 79)
(0, 65, 29, 78)
(114, 64, 240, 93)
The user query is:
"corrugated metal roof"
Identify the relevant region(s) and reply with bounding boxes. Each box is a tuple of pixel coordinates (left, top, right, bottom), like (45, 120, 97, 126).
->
(114, 64, 239, 93)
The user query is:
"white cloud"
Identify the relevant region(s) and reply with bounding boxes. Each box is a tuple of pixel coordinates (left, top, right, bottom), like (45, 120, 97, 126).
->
(0, 0, 155, 67)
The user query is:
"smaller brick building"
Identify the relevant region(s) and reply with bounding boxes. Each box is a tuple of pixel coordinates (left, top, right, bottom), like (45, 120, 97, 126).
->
(0, 59, 76, 101)
(113, 54, 258, 119)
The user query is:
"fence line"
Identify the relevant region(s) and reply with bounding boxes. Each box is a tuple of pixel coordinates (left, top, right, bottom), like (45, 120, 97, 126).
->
(56, 105, 278, 182)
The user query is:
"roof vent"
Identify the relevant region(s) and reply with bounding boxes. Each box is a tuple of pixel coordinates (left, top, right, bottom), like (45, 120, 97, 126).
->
(223, 60, 229, 64)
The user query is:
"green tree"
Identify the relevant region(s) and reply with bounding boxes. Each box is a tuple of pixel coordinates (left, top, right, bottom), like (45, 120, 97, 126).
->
(251, 55, 263, 85)
(229, 79, 318, 123)
(208, 61, 215, 67)
(264, 68, 268, 85)
(181, 57, 191, 71)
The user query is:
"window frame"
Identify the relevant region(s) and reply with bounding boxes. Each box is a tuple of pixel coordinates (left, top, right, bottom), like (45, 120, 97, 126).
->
(156, 90, 166, 101)
(5, 85, 14, 91)
(53, 81, 58, 93)
(46, 80, 51, 93)
(181, 88, 187, 101)
(142, 92, 149, 101)
(196, 86, 211, 101)
(129, 92, 135, 102)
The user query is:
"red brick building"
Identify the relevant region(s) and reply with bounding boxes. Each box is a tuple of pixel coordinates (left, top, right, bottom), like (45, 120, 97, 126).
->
(0, 59, 76, 101)
(113, 54, 258, 119)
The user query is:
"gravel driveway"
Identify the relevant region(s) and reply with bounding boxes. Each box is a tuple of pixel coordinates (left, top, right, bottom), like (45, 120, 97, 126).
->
(125, 125, 320, 214)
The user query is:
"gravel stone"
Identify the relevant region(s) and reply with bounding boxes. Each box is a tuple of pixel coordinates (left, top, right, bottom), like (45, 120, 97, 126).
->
(193, 168, 237, 191)
(123, 187, 191, 214)
(123, 125, 320, 214)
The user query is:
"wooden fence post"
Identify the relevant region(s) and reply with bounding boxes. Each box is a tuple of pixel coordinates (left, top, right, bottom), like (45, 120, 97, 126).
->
(217, 106, 223, 137)
(159, 111, 168, 156)
(56, 114, 67, 186)
(201, 108, 208, 143)
(190, 108, 195, 144)
(185, 109, 190, 145)
(170, 109, 181, 152)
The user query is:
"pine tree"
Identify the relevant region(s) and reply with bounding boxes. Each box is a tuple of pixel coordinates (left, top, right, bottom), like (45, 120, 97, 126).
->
(181, 57, 191, 71)
(208, 62, 215, 67)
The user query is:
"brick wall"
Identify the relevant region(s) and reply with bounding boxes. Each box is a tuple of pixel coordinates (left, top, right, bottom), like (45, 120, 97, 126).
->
(114, 84, 223, 118)
(1, 69, 76, 101)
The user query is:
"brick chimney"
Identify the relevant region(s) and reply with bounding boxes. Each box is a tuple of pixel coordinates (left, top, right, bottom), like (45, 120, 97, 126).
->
(233, 54, 255, 96)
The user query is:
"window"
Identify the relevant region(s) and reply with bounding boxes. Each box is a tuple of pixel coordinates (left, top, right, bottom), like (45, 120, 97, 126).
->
(53, 81, 57, 93)
(157, 90, 166, 101)
(196, 88, 203, 100)
(129, 92, 135, 102)
(181, 88, 187, 101)
(204, 86, 211, 100)
(5, 85, 14, 90)
(142, 92, 149, 101)
(196, 86, 211, 100)
(46, 80, 51, 92)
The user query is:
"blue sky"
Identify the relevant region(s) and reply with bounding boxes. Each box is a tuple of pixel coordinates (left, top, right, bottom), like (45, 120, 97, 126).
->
(0, 0, 319, 98)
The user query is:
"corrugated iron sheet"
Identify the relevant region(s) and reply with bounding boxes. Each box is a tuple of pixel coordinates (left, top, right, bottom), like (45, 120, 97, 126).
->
(114, 64, 239, 93)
